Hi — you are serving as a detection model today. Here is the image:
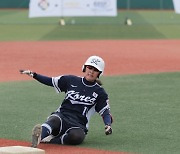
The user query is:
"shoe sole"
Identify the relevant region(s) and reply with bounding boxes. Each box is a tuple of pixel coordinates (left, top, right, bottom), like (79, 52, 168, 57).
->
(31, 124, 42, 148)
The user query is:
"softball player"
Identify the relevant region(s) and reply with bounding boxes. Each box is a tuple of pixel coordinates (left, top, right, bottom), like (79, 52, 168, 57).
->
(20, 55, 113, 147)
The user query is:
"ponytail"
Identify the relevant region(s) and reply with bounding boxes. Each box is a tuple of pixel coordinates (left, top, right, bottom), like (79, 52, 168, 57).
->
(96, 79, 102, 86)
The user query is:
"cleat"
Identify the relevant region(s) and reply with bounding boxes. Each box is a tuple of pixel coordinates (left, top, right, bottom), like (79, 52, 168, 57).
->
(31, 124, 42, 148)
(41, 135, 54, 143)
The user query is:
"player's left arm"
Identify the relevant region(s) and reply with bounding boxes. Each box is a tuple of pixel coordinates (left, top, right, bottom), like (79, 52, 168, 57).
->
(95, 92, 113, 135)
(102, 108, 113, 135)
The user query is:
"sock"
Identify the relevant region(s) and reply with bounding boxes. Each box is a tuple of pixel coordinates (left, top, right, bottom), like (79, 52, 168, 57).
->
(41, 123, 52, 140)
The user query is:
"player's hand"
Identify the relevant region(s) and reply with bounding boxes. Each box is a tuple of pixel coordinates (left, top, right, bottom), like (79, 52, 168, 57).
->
(19, 69, 34, 77)
(105, 125, 112, 135)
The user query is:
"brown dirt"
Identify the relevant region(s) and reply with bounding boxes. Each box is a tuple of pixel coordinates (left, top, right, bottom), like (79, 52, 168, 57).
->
(0, 40, 180, 82)
(0, 139, 127, 154)
(0, 40, 180, 153)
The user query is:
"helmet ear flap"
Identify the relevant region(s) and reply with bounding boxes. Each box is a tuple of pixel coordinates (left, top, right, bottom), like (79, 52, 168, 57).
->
(82, 65, 86, 72)
(97, 72, 102, 78)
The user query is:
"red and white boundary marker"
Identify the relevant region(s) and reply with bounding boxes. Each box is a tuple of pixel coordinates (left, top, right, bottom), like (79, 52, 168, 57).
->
(0, 146, 45, 154)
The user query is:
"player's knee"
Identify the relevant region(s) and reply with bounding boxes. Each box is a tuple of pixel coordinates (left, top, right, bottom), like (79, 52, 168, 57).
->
(46, 116, 61, 135)
(64, 128, 85, 145)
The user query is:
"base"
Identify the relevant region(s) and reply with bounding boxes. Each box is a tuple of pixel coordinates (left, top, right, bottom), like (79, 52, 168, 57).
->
(0, 146, 45, 154)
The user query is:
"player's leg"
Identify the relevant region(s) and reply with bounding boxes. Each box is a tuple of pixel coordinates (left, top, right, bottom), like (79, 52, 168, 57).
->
(63, 127, 86, 145)
(42, 115, 62, 138)
(31, 115, 62, 147)
(49, 127, 85, 145)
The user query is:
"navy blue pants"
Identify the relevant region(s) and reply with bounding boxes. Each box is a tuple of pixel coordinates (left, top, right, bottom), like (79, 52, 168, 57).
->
(41, 112, 86, 145)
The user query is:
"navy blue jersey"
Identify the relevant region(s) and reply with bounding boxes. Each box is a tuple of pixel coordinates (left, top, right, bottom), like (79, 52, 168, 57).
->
(52, 75, 110, 129)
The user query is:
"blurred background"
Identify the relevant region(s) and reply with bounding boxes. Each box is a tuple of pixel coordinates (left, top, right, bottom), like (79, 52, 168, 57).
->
(0, 0, 180, 41)
(0, 0, 174, 10)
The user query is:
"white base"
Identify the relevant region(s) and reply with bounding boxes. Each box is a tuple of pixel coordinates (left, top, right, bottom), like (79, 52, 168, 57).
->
(0, 146, 45, 154)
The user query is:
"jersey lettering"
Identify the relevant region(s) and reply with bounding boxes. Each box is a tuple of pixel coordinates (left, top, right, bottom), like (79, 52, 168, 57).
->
(65, 90, 96, 105)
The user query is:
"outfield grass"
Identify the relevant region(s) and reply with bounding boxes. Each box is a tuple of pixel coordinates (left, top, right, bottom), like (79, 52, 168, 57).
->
(1, 72, 180, 153)
(0, 10, 180, 40)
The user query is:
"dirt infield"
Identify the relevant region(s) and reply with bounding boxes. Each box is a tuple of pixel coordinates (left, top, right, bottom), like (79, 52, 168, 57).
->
(0, 139, 128, 154)
(0, 40, 180, 153)
(0, 40, 180, 82)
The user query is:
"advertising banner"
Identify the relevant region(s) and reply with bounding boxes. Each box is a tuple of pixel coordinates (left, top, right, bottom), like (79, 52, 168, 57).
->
(173, 0, 180, 14)
(29, 0, 117, 18)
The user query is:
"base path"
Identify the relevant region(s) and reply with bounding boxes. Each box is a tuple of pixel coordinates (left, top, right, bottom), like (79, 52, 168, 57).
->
(0, 40, 180, 82)
(0, 139, 128, 154)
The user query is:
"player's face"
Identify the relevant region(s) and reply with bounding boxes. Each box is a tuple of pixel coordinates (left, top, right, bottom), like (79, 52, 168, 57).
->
(84, 65, 100, 82)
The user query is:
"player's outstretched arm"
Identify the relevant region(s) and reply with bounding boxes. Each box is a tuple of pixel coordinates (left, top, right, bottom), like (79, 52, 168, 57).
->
(19, 69, 53, 87)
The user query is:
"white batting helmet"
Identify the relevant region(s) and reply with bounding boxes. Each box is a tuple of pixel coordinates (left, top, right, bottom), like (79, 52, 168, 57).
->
(82, 55, 105, 76)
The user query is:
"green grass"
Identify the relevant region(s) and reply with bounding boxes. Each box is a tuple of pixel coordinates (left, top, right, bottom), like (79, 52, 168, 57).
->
(1, 72, 180, 154)
(0, 10, 180, 40)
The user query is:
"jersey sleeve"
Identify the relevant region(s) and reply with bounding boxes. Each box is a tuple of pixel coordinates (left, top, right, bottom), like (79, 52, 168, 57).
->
(97, 99, 110, 116)
(52, 75, 68, 93)
(33, 73, 53, 86)
(95, 89, 110, 115)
